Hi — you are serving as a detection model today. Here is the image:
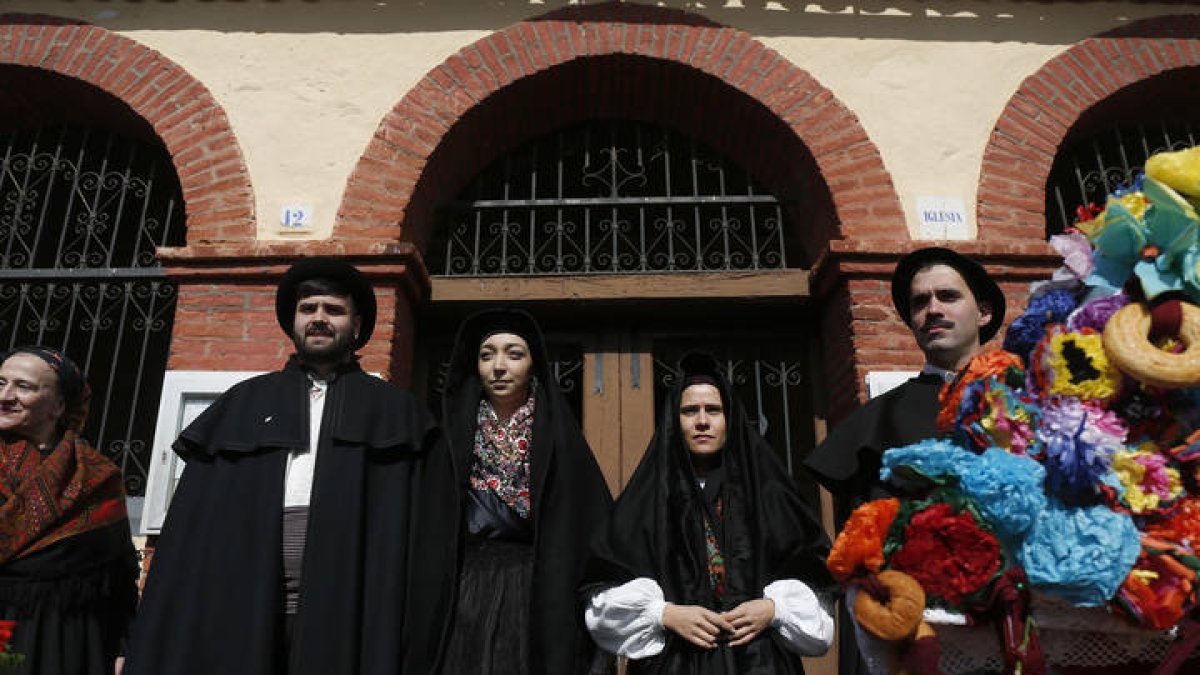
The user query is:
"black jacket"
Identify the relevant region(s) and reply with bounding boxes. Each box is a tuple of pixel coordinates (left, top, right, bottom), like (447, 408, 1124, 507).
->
(124, 358, 436, 675)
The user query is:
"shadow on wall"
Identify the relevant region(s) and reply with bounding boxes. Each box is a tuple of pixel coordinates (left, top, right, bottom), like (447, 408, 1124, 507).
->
(6, 0, 1190, 43)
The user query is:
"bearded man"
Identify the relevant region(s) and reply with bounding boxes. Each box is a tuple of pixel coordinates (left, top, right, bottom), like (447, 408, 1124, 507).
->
(125, 258, 437, 675)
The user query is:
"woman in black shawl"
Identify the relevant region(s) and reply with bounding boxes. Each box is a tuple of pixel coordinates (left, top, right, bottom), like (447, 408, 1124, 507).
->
(0, 346, 138, 675)
(416, 309, 613, 675)
(582, 352, 834, 675)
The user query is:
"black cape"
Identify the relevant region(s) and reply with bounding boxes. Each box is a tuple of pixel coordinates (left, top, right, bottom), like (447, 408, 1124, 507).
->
(582, 353, 833, 675)
(407, 309, 613, 675)
(804, 374, 941, 521)
(802, 373, 940, 675)
(124, 358, 436, 675)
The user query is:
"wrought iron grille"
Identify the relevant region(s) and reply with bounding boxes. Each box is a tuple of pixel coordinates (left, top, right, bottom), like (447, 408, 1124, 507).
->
(653, 340, 815, 486)
(1, 126, 186, 496)
(431, 120, 791, 276)
(1046, 121, 1200, 235)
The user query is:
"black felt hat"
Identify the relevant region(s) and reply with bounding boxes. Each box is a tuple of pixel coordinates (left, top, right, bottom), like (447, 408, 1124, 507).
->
(891, 247, 1006, 344)
(275, 258, 376, 349)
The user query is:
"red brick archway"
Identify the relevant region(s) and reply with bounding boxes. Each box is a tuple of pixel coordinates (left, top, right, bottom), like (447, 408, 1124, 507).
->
(0, 14, 255, 242)
(338, 1, 901, 264)
(978, 14, 1200, 241)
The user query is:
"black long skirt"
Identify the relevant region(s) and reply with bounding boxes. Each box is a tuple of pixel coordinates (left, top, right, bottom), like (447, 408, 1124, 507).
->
(441, 538, 534, 675)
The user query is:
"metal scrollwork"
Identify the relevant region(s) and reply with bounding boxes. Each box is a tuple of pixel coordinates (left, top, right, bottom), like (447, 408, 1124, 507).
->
(1, 127, 186, 496)
(432, 120, 792, 276)
(1048, 121, 1200, 235)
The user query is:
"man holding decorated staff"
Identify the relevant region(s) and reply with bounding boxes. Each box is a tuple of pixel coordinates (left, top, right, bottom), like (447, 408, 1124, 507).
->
(124, 258, 437, 675)
(805, 247, 1006, 675)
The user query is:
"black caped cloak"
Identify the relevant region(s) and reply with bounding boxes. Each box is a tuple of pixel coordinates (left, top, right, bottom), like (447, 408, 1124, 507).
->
(123, 358, 436, 675)
(802, 372, 941, 675)
(407, 309, 613, 675)
(582, 353, 833, 675)
(804, 373, 942, 522)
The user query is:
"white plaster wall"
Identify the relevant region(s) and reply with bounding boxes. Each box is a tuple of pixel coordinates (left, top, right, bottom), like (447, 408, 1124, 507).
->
(5, 0, 1197, 240)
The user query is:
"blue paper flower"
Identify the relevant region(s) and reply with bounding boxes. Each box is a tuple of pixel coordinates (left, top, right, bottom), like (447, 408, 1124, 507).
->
(960, 449, 1047, 541)
(1018, 498, 1141, 606)
(881, 439, 977, 490)
(1084, 177, 1200, 302)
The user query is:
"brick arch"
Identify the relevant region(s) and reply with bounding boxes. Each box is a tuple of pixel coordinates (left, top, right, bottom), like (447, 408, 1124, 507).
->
(978, 14, 1200, 241)
(0, 14, 255, 242)
(338, 2, 901, 266)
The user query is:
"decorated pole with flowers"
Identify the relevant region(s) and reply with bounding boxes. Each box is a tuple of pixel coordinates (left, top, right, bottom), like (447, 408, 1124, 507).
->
(827, 144, 1200, 675)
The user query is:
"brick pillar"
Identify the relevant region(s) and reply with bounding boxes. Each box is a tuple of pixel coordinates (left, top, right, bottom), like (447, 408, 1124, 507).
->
(159, 241, 428, 383)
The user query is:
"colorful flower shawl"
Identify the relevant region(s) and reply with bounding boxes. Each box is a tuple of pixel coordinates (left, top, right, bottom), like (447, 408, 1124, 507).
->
(0, 431, 127, 565)
(469, 385, 536, 519)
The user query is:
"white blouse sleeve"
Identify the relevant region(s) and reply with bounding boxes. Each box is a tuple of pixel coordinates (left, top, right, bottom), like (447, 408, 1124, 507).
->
(763, 579, 835, 656)
(584, 577, 669, 659)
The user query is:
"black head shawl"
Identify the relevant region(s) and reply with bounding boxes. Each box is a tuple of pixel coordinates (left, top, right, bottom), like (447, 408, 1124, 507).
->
(583, 352, 832, 675)
(415, 308, 613, 675)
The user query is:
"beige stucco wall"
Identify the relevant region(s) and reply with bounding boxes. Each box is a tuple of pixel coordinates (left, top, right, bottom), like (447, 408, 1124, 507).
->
(7, 0, 1199, 241)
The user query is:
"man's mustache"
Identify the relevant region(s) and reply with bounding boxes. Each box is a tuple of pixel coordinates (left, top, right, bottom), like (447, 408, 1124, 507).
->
(920, 319, 954, 332)
(306, 324, 335, 337)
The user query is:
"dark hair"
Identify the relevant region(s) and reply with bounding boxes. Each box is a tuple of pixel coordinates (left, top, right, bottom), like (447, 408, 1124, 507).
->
(295, 278, 355, 309)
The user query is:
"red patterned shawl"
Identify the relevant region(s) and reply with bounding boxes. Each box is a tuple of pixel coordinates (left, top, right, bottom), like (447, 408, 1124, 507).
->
(0, 431, 127, 565)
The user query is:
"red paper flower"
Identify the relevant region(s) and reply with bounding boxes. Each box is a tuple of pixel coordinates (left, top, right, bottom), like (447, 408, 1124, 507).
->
(887, 500, 1003, 607)
(0, 621, 12, 651)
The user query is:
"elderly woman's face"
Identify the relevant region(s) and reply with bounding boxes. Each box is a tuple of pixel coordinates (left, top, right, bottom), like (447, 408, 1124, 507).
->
(679, 384, 726, 456)
(0, 353, 66, 444)
(478, 333, 533, 407)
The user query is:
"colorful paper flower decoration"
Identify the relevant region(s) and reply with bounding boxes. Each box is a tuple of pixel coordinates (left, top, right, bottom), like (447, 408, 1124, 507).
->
(885, 491, 1004, 608)
(1081, 176, 1200, 302)
(1037, 397, 1127, 501)
(1067, 292, 1130, 333)
(959, 449, 1047, 542)
(937, 350, 1025, 434)
(1029, 326, 1122, 404)
(826, 498, 900, 582)
(881, 438, 975, 490)
(1017, 498, 1141, 607)
(1101, 441, 1185, 516)
(883, 442, 1046, 542)
(1003, 289, 1079, 365)
(956, 378, 1043, 456)
(1113, 535, 1199, 629)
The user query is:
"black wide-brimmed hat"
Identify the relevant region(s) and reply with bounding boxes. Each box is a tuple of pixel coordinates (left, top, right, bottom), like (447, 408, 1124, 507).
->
(891, 246, 1006, 344)
(275, 258, 376, 349)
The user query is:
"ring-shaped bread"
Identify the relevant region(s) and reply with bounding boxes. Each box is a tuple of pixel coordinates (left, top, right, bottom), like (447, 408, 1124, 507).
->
(853, 569, 926, 642)
(1103, 302, 1200, 390)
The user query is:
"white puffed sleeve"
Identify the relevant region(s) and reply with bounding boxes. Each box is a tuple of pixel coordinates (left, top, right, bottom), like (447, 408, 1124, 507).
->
(763, 579, 835, 656)
(584, 577, 669, 659)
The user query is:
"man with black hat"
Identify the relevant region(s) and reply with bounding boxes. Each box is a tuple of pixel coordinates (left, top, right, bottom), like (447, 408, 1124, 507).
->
(804, 246, 1005, 674)
(124, 258, 437, 675)
(806, 246, 1004, 508)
